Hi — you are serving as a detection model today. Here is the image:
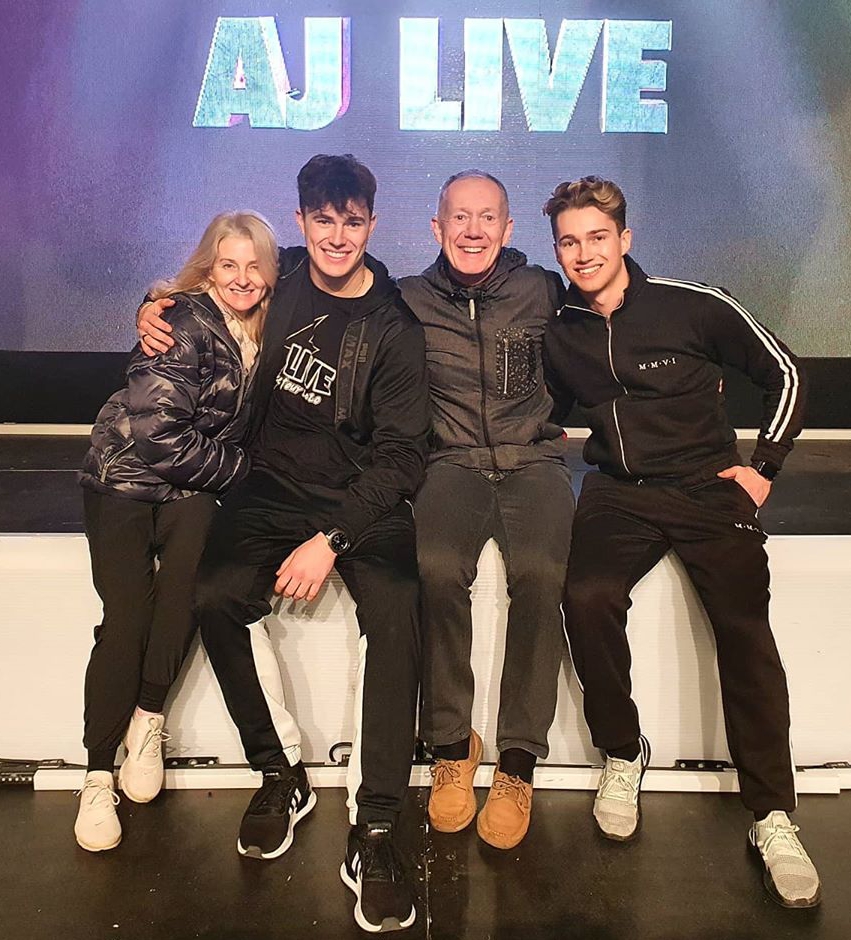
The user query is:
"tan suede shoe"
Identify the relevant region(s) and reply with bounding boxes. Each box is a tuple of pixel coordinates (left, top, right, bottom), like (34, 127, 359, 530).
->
(428, 729, 483, 832)
(476, 770, 533, 849)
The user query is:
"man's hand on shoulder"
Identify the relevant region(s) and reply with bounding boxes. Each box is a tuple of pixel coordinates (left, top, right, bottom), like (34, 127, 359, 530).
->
(137, 298, 176, 357)
(716, 465, 771, 507)
(274, 532, 337, 602)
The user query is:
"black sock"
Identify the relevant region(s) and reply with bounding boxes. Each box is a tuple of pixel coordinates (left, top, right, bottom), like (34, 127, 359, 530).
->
(432, 736, 471, 762)
(262, 757, 303, 779)
(498, 748, 536, 784)
(607, 742, 641, 762)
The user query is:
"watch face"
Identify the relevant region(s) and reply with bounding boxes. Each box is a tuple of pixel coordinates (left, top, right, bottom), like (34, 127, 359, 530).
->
(329, 531, 350, 553)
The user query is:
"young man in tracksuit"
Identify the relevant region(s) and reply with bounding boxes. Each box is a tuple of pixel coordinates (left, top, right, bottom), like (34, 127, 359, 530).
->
(541, 176, 820, 908)
(399, 172, 575, 850)
(138, 155, 430, 933)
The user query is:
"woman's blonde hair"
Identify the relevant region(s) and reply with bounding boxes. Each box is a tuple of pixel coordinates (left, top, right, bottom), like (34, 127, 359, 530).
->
(150, 211, 278, 341)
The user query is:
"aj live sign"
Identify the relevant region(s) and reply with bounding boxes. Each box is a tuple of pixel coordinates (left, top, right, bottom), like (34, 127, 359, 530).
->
(193, 16, 672, 133)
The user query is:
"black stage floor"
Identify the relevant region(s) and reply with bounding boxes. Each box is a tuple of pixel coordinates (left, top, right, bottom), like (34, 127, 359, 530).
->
(1, 435, 849, 535)
(5, 785, 850, 940)
(3, 435, 849, 937)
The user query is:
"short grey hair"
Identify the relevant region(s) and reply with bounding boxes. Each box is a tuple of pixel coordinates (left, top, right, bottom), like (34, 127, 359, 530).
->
(436, 170, 510, 216)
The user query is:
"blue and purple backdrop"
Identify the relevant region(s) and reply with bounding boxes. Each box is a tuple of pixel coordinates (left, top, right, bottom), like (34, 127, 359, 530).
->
(2, 1, 850, 359)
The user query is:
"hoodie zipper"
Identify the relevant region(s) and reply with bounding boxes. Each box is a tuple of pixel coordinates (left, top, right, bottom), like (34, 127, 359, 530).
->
(339, 317, 367, 472)
(606, 317, 632, 476)
(470, 295, 498, 470)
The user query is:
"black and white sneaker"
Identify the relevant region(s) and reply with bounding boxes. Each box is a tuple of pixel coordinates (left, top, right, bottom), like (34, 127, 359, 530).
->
(237, 762, 316, 859)
(340, 822, 416, 933)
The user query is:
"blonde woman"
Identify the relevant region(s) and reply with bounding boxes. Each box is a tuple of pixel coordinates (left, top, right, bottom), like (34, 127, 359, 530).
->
(75, 211, 278, 851)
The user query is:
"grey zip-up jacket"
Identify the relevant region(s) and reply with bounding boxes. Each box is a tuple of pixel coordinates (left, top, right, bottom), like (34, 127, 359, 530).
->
(79, 293, 251, 502)
(399, 248, 568, 471)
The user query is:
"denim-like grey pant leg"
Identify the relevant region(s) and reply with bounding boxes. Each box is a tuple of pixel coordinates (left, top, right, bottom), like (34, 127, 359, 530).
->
(416, 460, 575, 757)
(491, 462, 575, 757)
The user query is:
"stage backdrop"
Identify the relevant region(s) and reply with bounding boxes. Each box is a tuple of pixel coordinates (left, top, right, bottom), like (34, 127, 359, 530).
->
(2, 1, 850, 363)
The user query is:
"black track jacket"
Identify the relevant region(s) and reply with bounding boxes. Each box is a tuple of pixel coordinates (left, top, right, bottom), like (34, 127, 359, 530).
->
(543, 256, 806, 480)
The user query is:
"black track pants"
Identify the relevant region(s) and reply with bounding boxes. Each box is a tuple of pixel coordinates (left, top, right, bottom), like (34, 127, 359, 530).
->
(82, 489, 217, 769)
(564, 471, 795, 817)
(416, 460, 575, 758)
(194, 469, 420, 825)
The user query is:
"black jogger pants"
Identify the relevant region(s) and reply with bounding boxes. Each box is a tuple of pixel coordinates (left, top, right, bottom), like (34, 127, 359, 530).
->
(564, 471, 795, 817)
(194, 469, 420, 826)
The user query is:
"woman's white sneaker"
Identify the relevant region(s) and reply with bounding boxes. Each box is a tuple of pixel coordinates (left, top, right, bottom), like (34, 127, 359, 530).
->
(75, 771, 121, 852)
(118, 713, 169, 803)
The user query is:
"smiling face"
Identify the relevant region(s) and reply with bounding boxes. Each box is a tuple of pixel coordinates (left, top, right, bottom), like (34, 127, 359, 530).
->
(432, 176, 514, 286)
(208, 235, 270, 315)
(296, 200, 376, 294)
(552, 205, 631, 311)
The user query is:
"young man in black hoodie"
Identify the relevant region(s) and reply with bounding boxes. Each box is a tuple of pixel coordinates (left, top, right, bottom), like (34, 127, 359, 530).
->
(138, 155, 430, 933)
(542, 176, 820, 909)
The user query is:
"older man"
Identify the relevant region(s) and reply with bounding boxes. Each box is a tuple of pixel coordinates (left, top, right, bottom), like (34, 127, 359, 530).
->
(400, 171, 574, 850)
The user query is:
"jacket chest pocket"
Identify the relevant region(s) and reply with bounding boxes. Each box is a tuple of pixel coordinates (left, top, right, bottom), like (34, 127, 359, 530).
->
(495, 327, 538, 399)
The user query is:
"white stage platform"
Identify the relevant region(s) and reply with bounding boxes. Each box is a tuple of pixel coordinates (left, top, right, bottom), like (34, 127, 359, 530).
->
(1, 534, 849, 794)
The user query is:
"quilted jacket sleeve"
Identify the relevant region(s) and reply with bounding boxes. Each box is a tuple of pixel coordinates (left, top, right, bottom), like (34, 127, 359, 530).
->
(126, 309, 248, 492)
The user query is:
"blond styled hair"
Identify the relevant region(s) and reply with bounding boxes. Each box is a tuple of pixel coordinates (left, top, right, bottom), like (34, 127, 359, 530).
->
(543, 177, 627, 238)
(150, 211, 278, 341)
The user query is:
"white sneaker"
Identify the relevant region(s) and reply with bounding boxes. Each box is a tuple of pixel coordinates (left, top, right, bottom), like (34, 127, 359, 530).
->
(593, 736, 650, 841)
(75, 771, 121, 852)
(118, 713, 169, 803)
(749, 811, 822, 908)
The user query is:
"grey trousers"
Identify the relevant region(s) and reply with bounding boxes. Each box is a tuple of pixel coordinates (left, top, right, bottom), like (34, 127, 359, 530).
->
(415, 460, 575, 758)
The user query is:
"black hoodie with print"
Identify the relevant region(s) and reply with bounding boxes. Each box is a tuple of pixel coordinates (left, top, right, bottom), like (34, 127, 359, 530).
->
(248, 246, 431, 542)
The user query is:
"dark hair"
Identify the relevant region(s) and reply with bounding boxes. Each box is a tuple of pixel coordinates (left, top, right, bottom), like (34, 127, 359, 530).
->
(437, 170, 510, 216)
(297, 153, 377, 216)
(542, 176, 627, 237)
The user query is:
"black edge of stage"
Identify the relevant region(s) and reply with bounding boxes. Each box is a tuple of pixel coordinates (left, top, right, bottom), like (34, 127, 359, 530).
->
(1, 436, 850, 536)
(0, 351, 850, 428)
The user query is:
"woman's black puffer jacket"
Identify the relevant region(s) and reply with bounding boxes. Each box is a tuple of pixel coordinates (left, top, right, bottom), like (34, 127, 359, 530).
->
(79, 293, 252, 503)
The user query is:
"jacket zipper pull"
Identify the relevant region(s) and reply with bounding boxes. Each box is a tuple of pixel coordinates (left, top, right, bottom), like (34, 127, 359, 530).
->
(469, 298, 476, 321)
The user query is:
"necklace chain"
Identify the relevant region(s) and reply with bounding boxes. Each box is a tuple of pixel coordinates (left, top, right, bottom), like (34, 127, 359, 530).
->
(323, 264, 368, 298)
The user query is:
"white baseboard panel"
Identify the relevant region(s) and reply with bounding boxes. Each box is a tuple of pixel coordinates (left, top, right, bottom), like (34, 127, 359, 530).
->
(6, 535, 851, 781)
(33, 764, 851, 795)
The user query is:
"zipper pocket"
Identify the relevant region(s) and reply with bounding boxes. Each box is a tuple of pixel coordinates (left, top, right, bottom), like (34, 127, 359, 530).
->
(99, 441, 133, 483)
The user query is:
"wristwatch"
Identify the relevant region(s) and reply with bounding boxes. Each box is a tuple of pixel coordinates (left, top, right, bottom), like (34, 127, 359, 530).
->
(751, 460, 779, 482)
(324, 528, 351, 555)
